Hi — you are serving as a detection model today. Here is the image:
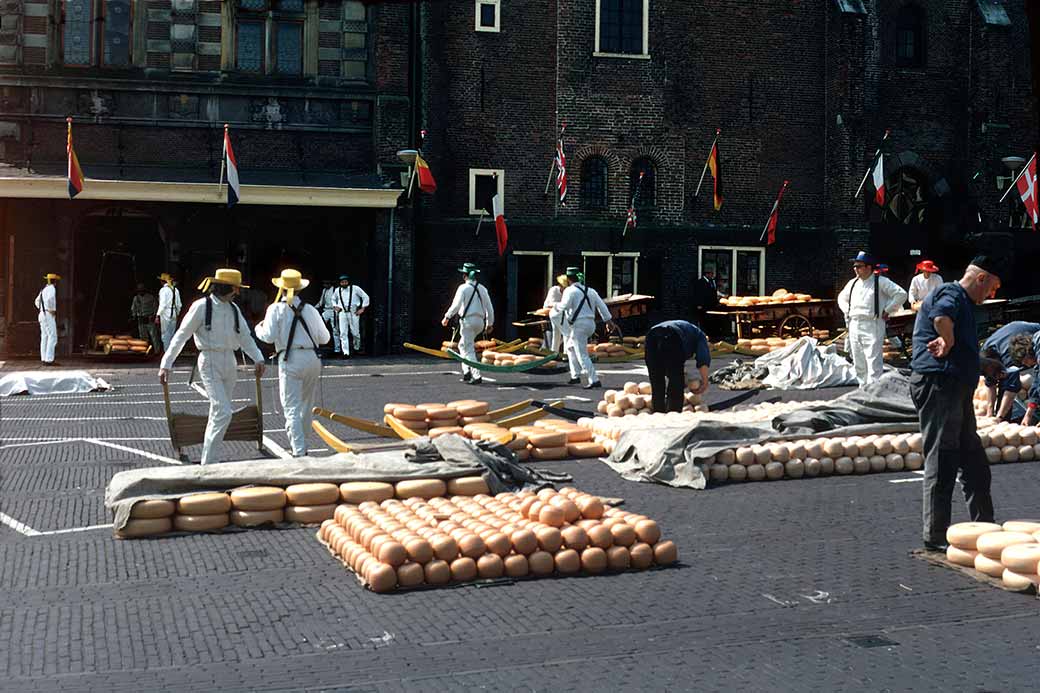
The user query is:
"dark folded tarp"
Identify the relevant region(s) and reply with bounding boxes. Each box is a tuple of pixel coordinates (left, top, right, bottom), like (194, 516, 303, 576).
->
(604, 372, 920, 489)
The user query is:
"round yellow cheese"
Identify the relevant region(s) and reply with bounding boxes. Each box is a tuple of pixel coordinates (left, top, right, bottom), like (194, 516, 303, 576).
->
(339, 481, 395, 504)
(1003, 520, 1040, 534)
(567, 442, 606, 458)
(173, 513, 229, 532)
(230, 486, 287, 511)
(531, 446, 568, 460)
(130, 499, 176, 519)
(176, 492, 231, 515)
(115, 517, 172, 538)
(975, 531, 1036, 559)
(946, 522, 1003, 550)
(230, 508, 284, 527)
(395, 479, 448, 500)
(285, 483, 340, 506)
(446, 476, 490, 496)
(285, 504, 337, 525)
(974, 553, 1006, 577)
(945, 546, 977, 567)
(1002, 568, 1040, 591)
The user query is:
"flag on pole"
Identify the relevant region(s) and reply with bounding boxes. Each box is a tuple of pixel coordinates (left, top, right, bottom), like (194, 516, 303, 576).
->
(623, 171, 644, 236)
(555, 130, 567, 203)
(492, 192, 508, 256)
(66, 118, 84, 199)
(415, 154, 437, 194)
(1016, 153, 1038, 230)
(707, 137, 723, 211)
(762, 180, 790, 246)
(222, 125, 241, 207)
(873, 153, 885, 207)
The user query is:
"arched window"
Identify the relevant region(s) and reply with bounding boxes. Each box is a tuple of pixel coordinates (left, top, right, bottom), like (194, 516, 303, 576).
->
(630, 157, 655, 209)
(581, 157, 609, 210)
(894, 4, 925, 68)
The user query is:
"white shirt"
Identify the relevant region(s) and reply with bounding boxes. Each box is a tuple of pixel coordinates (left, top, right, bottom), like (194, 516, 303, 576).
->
(444, 280, 494, 325)
(157, 284, 182, 320)
(35, 284, 56, 314)
(543, 285, 564, 309)
(838, 274, 908, 321)
(908, 273, 943, 305)
(254, 297, 331, 354)
(560, 283, 611, 323)
(159, 295, 264, 369)
(317, 287, 336, 312)
(332, 284, 370, 313)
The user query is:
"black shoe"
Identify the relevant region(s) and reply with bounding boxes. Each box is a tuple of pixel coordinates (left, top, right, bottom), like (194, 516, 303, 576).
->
(471, 378, 483, 385)
(567, 377, 581, 385)
(923, 541, 948, 553)
(461, 372, 472, 383)
(584, 381, 602, 390)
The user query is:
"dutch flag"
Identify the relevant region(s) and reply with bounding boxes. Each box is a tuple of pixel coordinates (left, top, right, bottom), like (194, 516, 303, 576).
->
(222, 124, 240, 207)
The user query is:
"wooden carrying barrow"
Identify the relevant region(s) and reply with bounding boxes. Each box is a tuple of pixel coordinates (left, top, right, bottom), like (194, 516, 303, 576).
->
(161, 372, 264, 461)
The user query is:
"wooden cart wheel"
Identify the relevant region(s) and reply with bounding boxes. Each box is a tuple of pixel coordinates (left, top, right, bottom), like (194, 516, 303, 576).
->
(778, 314, 813, 340)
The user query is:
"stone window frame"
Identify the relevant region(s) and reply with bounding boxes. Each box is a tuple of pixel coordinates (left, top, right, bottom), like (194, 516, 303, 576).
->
(629, 155, 656, 209)
(224, 0, 314, 76)
(474, 0, 500, 33)
(581, 251, 640, 298)
(594, 0, 649, 60)
(469, 168, 505, 216)
(892, 2, 926, 69)
(59, 0, 134, 68)
(697, 246, 765, 297)
(580, 156, 609, 210)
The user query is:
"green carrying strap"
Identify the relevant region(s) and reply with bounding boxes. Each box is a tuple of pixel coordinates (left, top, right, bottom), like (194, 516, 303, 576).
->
(445, 349, 562, 373)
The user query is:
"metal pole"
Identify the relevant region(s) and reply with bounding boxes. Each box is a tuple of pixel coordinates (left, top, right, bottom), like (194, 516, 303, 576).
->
(386, 207, 395, 354)
(544, 122, 565, 196)
(694, 129, 721, 199)
(854, 129, 891, 199)
(999, 151, 1036, 202)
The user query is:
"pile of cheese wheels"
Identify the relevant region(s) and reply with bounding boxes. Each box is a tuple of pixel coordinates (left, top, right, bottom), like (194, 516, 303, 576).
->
(96, 333, 150, 353)
(480, 351, 553, 368)
(719, 289, 813, 307)
(978, 422, 1040, 464)
(318, 484, 677, 593)
(946, 520, 1040, 591)
(597, 380, 709, 417)
(383, 400, 492, 436)
(734, 337, 800, 356)
(586, 342, 628, 358)
(116, 482, 344, 538)
(439, 339, 498, 352)
(426, 418, 605, 461)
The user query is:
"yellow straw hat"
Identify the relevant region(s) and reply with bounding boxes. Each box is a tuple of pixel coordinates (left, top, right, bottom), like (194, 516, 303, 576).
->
(556, 274, 569, 287)
(43, 273, 62, 282)
(271, 269, 310, 302)
(158, 272, 175, 283)
(197, 268, 248, 292)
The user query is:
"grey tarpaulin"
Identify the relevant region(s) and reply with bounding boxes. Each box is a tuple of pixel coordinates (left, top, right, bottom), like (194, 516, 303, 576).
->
(0, 370, 111, 396)
(756, 337, 858, 390)
(419, 436, 571, 491)
(603, 372, 921, 489)
(106, 435, 572, 531)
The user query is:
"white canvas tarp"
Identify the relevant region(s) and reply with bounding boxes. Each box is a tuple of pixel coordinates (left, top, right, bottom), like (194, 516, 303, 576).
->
(0, 370, 111, 396)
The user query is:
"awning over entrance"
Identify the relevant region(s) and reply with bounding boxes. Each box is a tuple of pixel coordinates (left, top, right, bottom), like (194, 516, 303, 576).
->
(0, 165, 402, 208)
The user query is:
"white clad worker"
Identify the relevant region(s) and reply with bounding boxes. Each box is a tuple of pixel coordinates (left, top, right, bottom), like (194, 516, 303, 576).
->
(158, 268, 265, 465)
(317, 279, 341, 355)
(543, 273, 570, 353)
(254, 269, 330, 457)
(441, 262, 494, 385)
(838, 251, 908, 387)
(332, 274, 370, 357)
(34, 273, 61, 366)
(908, 259, 943, 310)
(156, 272, 183, 352)
(560, 267, 615, 389)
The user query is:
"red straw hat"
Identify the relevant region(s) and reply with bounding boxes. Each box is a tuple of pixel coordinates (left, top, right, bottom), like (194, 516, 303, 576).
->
(916, 260, 939, 273)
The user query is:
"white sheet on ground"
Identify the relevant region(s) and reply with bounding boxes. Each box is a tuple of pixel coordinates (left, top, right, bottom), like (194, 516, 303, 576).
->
(754, 337, 857, 390)
(0, 370, 112, 396)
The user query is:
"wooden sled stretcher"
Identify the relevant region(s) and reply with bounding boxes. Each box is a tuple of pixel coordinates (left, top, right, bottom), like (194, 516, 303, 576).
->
(404, 338, 526, 359)
(161, 372, 264, 462)
(310, 399, 563, 447)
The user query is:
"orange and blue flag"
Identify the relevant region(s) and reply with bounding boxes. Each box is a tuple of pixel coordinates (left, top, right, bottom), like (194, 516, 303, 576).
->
(66, 118, 84, 199)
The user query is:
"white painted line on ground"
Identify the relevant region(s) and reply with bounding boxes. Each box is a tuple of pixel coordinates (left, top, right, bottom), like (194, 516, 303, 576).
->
(597, 366, 648, 375)
(262, 435, 293, 460)
(1, 398, 253, 408)
(565, 395, 593, 402)
(0, 512, 40, 537)
(36, 523, 114, 536)
(0, 439, 70, 449)
(3, 416, 170, 421)
(889, 471, 926, 484)
(85, 438, 184, 465)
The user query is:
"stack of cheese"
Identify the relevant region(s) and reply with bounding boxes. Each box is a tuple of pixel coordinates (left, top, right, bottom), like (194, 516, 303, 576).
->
(978, 422, 1040, 464)
(480, 350, 549, 368)
(596, 380, 709, 417)
(623, 336, 646, 349)
(97, 333, 150, 354)
(881, 338, 902, 362)
(318, 485, 678, 593)
(527, 337, 544, 349)
(425, 418, 604, 461)
(719, 289, 814, 307)
(115, 483, 341, 538)
(440, 340, 497, 353)
(586, 342, 628, 358)
(385, 400, 491, 436)
(735, 337, 799, 355)
(946, 520, 1040, 591)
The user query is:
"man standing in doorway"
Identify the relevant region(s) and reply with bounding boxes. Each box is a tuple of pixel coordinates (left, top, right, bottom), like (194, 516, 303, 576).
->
(131, 283, 161, 354)
(693, 268, 720, 330)
(317, 279, 340, 356)
(157, 273, 183, 353)
(35, 273, 61, 366)
(332, 274, 370, 358)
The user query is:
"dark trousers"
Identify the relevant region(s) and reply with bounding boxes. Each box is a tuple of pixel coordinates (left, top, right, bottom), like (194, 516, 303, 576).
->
(910, 372, 994, 545)
(645, 331, 685, 413)
(136, 318, 161, 353)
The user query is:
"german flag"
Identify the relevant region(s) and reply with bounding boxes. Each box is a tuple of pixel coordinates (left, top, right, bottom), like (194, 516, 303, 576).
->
(415, 154, 437, 194)
(707, 138, 723, 211)
(66, 118, 84, 199)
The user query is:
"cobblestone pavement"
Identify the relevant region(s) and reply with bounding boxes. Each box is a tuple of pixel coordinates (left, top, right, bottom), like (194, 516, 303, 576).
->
(2, 354, 1039, 691)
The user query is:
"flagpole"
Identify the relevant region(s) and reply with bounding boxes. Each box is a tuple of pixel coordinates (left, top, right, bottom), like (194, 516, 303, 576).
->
(694, 128, 721, 199)
(474, 212, 485, 237)
(544, 122, 565, 196)
(854, 129, 891, 199)
(759, 180, 790, 242)
(623, 171, 644, 237)
(406, 162, 418, 198)
(999, 152, 1037, 203)
(218, 123, 228, 199)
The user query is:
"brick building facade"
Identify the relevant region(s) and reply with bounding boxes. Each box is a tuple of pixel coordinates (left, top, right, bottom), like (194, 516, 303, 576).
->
(0, 0, 416, 356)
(413, 0, 1036, 345)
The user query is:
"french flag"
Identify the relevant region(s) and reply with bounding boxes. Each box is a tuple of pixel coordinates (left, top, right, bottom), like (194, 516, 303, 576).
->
(493, 192, 508, 256)
(222, 124, 240, 207)
(873, 153, 885, 207)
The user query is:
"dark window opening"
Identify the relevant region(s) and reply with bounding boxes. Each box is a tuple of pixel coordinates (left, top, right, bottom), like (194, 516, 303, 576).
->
(581, 157, 609, 210)
(893, 4, 925, 67)
(599, 0, 644, 54)
(479, 3, 497, 28)
(474, 174, 498, 215)
(630, 157, 655, 209)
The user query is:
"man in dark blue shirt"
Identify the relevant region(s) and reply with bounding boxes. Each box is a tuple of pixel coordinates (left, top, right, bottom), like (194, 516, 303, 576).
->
(980, 321, 1040, 421)
(644, 320, 711, 413)
(910, 256, 1005, 552)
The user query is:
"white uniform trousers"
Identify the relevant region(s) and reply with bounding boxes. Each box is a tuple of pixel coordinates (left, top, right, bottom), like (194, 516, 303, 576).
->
(159, 316, 178, 352)
(565, 317, 598, 384)
(848, 316, 886, 388)
(278, 348, 321, 457)
(337, 311, 361, 354)
(548, 311, 566, 353)
(197, 350, 239, 465)
(458, 316, 484, 379)
(38, 312, 57, 363)
(322, 309, 340, 352)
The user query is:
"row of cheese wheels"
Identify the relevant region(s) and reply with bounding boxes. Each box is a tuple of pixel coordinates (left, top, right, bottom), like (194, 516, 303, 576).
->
(598, 381, 708, 417)
(382, 400, 491, 434)
(439, 340, 498, 351)
(720, 289, 813, 307)
(586, 342, 629, 357)
(427, 419, 606, 460)
(480, 351, 555, 367)
(945, 521, 1040, 591)
(116, 476, 493, 539)
(319, 487, 677, 592)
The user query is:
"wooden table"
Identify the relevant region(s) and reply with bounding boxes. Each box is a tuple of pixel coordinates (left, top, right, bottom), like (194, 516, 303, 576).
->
(707, 299, 837, 340)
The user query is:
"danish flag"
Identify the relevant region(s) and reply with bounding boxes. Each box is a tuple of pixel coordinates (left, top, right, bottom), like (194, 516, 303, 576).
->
(1016, 153, 1038, 230)
(555, 131, 567, 203)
